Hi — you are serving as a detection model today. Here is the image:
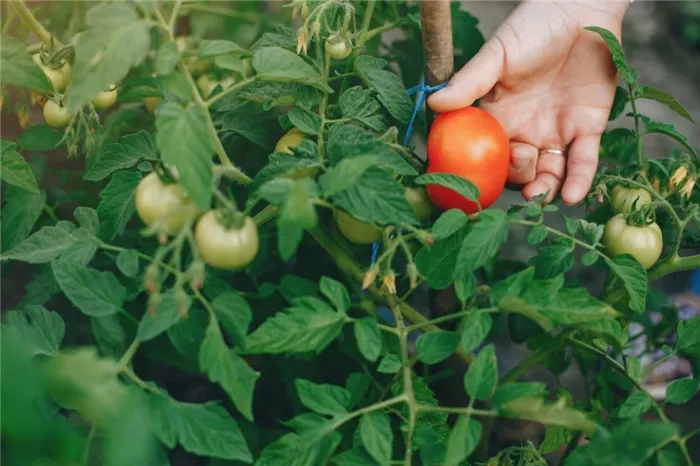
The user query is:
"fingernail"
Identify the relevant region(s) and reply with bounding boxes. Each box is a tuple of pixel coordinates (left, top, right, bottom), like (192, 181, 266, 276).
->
(510, 144, 537, 170)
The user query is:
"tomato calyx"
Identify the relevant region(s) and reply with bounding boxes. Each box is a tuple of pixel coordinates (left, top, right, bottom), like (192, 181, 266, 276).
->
(153, 163, 179, 185)
(214, 207, 248, 231)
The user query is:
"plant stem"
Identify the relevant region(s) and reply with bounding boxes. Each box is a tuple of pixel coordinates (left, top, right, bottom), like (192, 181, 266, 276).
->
(392, 304, 416, 466)
(415, 404, 496, 417)
(167, 0, 184, 33)
(2, 6, 16, 36)
(511, 219, 601, 254)
(640, 351, 675, 380)
(501, 330, 573, 384)
(205, 77, 256, 108)
(357, 0, 377, 49)
(82, 425, 97, 466)
(404, 308, 497, 332)
(628, 84, 644, 166)
(116, 339, 140, 372)
(11, 0, 55, 45)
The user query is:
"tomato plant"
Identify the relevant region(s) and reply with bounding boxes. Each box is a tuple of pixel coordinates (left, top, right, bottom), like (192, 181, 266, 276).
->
(425, 106, 510, 214)
(2, 2, 700, 466)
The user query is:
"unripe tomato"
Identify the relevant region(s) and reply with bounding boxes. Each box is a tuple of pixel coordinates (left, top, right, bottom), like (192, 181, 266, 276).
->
(197, 75, 217, 98)
(33, 54, 71, 93)
(135, 171, 200, 234)
(43, 100, 73, 128)
(91, 86, 118, 110)
(602, 214, 663, 269)
(275, 128, 305, 154)
(425, 107, 510, 214)
(325, 35, 352, 60)
(144, 96, 162, 114)
(405, 187, 433, 220)
(195, 210, 259, 269)
(610, 185, 652, 214)
(334, 209, 383, 245)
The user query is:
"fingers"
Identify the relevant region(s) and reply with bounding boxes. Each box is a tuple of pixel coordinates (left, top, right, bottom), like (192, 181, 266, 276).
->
(427, 39, 504, 113)
(522, 149, 567, 204)
(508, 142, 538, 185)
(561, 134, 601, 205)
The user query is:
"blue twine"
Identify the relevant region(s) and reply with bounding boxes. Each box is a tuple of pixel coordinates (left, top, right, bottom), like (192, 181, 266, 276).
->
(369, 78, 449, 267)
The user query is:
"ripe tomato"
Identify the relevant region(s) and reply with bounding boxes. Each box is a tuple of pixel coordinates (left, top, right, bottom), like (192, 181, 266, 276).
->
(43, 100, 73, 128)
(195, 210, 259, 269)
(325, 35, 352, 60)
(275, 128, 305, 154)
(91, 86, 118, 110)
(334, 209, 383, 245)
(602, 214, 663, 269)
(135, 171, 200, 233)
(33, 54, 71, 93)
(405, 187, 433, 220)
(425, 107, 510, 214)
(610, 185, 652, 214)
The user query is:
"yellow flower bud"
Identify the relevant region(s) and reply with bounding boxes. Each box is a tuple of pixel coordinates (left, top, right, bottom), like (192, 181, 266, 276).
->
(382, 272, 397, 295)
(362, 265, 379, 290)
(670, 166, 688, 188)
(681, 178, 695, 199)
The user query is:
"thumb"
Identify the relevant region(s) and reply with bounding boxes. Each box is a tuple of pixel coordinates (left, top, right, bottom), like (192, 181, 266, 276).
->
(427, 39, 504, 113)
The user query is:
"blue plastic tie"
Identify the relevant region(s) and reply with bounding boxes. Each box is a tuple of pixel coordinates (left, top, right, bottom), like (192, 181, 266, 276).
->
(369, 78, 449, 267)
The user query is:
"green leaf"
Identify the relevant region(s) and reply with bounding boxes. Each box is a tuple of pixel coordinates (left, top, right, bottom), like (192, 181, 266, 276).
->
(0, 36, 52, 91)
(636, 86, 693, 122)
(346, 373, 371, 409)
(320, 276, 350, 314)
(615, 391, 652, 418)
(455, 275, 476, 304)
(415, 228, 469, 290)
(211, 291, 251, 349)
(116, 249, 139, 277)
(416, 331, 461, 365)
(677, 318, 700, 355)
(529, 245, 574, 279)
(3, 306, 65, 357)
(464, 344, 497, 401)
(199, 316, 259, 421)
(360, 411, 393, 465)
(415, 173, 479, 204)
(295, 379, 351, 415)
(609, 86, 630, 121)
(252, 47, 331, 93)
(92, 315, 127, 359)
(245, 297, 345, 354)
(74, 207, 99, 236)
(490, 267, 535, 306)
(155, 102, 213, 210)
(584, 26, 636, 84)
(377, 354, 402, 374)
(460, 313, 492, 353)
(540, 425, 573, 455)
(288, 107, 322, 135)
(502, 397, 596, 433)
(52, 260, 125, 317)
(431, 209, 469, 240)
(155, 42, 179, 76)
(444, 416, 481, 466)
(339, 86, 384, 130)
(84, 131, 157, 181)
(97, 171, 142, 241)
(354, 318, 382, 362)
(603, 255, 647, 314)
(66, 3, 153, 111)
(137, 290, 190, 342)
(199, 39, 248, 57)
(454, 210, 509, 279)
(518, 285, 618, 325)
(527, 225, 548, 245)
(355, 56, 412, 123)
(332, 448, 379, 466)
(168, 307, 208, 357)
(2, 226, 76, 263)
(665, 378, 699, 404)
(1, 188, 46, 250)
(1, 141, 40, 193)
(332, 166, 418, 226)
(493, 382, 547, 408)
(148, 393, 252, 461)
(641, 116, 699, 160)
(582, 250, 600, 266)
(577, 319, 627, 350)
(256, 427, 341, 466)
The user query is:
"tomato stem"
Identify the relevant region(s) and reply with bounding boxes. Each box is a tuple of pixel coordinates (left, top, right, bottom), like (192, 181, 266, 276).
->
(11, 0, 56, 46)
(628, 83, 644, 167)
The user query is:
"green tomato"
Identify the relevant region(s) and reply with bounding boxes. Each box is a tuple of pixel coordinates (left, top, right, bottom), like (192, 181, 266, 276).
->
(135, 171, 200, 234)
(195, 210, 259, 269)
(325, 35, 352, 60)
(334, 209, 383, 245)
(602, 214, 663, 269)
(33, 54, 71, 93)
(275, 128, 305, 154)
(43, 100, 73, 128)
(144, 96, 162, 114)
(91, 86, 118, 110)
(611, 185, 652, 214)
(405, 187, 433, 220)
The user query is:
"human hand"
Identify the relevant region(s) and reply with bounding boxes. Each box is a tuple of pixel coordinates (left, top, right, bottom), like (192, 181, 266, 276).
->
(428, 1, 629, 205)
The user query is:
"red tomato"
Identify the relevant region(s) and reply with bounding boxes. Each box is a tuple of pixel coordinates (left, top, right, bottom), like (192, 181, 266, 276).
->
(425, 107, 510, 214)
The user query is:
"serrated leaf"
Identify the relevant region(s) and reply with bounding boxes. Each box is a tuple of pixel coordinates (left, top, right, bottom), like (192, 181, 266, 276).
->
(0, 37, 52, 90)
(252, 47, 331, 93)
(494, 382, 547, 408)
(199, 316, 258, 421)
(603, 254, 647, 314)
(490, 267, 536, 306)
(665, 378, 699, 404)
(320, 276, 350, 314)
(52, 260, 125, 317)
(1, 189, 46, 250)
(73, 206, 99, 236)
(615, 391, 652, 418)
(1, 141, 40, 193)
(415, 228, 468, 290)
(637, 86, 693, 122)
(211, 291, 251, 349)
(464, 345, 497, 401)
(96, 171, 142, 241)
(66, 3, 153, 111)
(529, 245, 574, 279)
(609, 86, 630, 121)
(416, 331, 461, 365)
(359, 411, 393, 465)
(527, 225, 548, 245)
(444, 417, 481, 466)
(116, 249, 139, 277)
(454, 210, 509, 279)
(641, 116, 699, 159)
(2, 226, 76, 264)
(332, 448, 379, 466)
(84, 131, 157, 181)
(155, 42, 179, 76)
(288, 107, 322, 135)
(245, 297, 345, 354)
(137, 290, 189, 342)
(295, 379, 351, 416)
(677, 318, 700, 355)
(377, 354, 402, 374)
(3, 306, 65, 357)
(584, 26, 636, 84)
(540, 425, 573, 455)
(199, 39, 248, 57)
(460, 313, 492, 353)
(168, 307, 208, 357)
(355, 56, 412, 123)
(339, 86, 383, 128)
(502, 397, 595, 433)
(354, 318, 382, 362)
(582, 250, 600, 266)
(431, 209, 469, 240)
(155, 103, 213, 210)
(415, 173, 479, 204)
